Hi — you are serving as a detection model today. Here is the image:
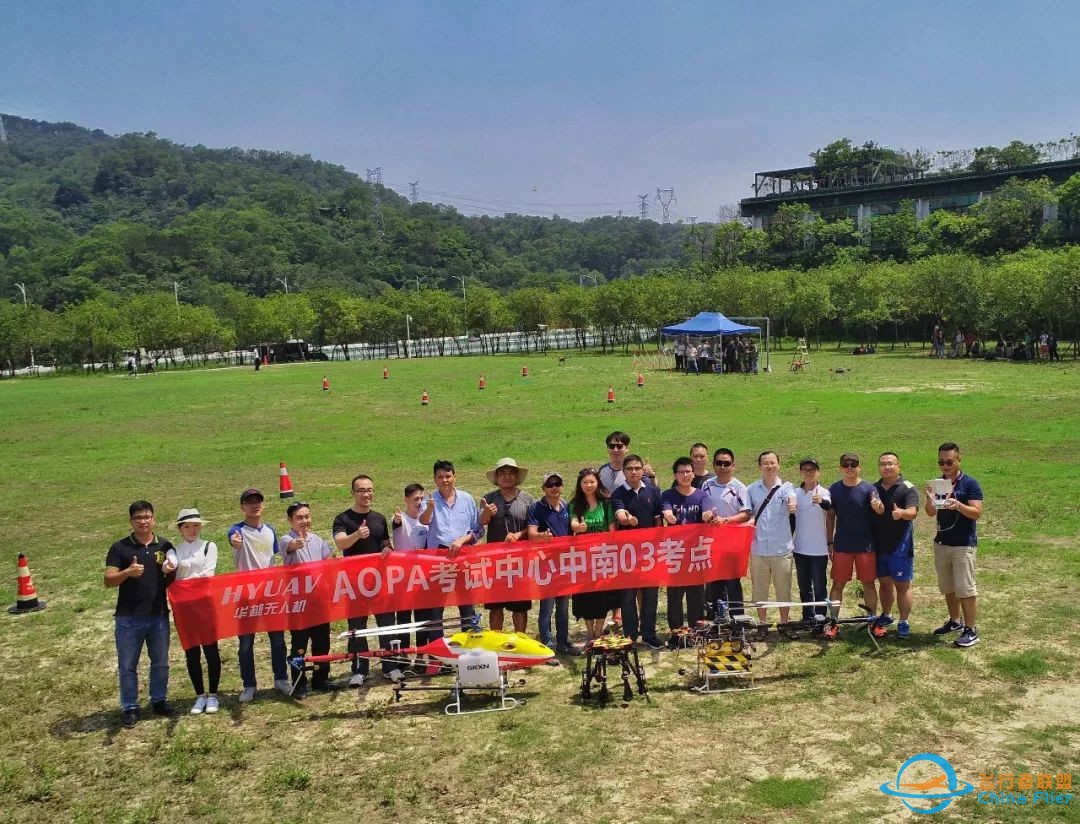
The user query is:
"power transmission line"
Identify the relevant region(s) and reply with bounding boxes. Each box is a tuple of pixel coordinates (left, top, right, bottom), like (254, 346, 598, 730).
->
(409, 181, 419, 204)
(0, 115, 6, 144)
(366, 167, 384, 238)
(638, 194, 649, 219)
(655, 187, 677, 223)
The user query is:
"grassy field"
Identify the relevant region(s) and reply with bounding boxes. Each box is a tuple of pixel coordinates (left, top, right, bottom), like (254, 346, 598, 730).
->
(0, 348, 1077, 824)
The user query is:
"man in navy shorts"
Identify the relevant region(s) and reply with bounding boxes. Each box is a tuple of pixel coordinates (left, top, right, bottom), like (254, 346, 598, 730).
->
(869, 453, 920, 638)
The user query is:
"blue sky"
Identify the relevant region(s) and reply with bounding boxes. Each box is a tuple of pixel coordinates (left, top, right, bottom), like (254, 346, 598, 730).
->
(5, 1, 1079, 220)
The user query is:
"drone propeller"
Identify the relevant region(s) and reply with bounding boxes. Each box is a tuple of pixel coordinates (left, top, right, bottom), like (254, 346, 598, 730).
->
(337, 613, 481, 640)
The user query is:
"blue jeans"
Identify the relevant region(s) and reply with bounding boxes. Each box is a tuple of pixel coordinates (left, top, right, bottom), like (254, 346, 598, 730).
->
(238, 631, 287, 688)
(115, 614, 170, 710)
(538, 596, 570, 648)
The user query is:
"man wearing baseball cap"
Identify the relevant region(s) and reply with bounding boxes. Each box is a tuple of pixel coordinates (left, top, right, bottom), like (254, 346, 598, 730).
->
(228, 489, 288, 702)
(824, 454, 879, 638)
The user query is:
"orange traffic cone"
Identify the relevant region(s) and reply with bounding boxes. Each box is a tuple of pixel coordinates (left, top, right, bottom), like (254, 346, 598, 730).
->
(479, 375, 486, 390)
(382, 367, 389, 380)
(279, 462, 295, 499)
(322, 375, 330, 393)
(9, 554, 46, 614)
(421, 390, 429, 406)
(521, 365, 528, 378)
(637, 373, 645, 388)
(607, 385, 615, 403)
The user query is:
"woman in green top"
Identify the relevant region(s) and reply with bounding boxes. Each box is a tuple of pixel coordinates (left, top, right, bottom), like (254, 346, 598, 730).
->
(570, 468, 618, 640)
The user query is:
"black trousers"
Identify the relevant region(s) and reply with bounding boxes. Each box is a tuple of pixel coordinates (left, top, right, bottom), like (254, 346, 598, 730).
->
(184, 643, 221, 695)
(666, 585, 704, 629)
(794, 554, 829, 620)
(290, 623, 331, 689)
(705, 578, 745, 617)
(348, 613, 414, 674)
(620, 587, 660, 643)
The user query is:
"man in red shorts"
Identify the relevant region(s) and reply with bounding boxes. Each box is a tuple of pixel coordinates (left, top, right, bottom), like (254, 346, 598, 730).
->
(824, 453, 879, 638)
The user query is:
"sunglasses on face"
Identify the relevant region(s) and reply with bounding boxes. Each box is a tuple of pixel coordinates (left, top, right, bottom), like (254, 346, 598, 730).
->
(713, 460, 733, 467)
(937, 459, 956, 466)
(606, 443, 627, 450)
(543, 482, 563, 489)
(840, 461, 859, 468)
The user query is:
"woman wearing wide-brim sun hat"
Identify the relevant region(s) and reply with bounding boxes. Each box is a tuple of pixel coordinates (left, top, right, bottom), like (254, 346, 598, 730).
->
(479, 458, 536, 633)
(171, 508, 222, 715)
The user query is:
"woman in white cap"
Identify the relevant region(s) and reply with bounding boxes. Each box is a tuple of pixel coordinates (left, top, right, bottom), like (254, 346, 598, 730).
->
(169, 508, 221, 714)
(479, 458, 535, 633)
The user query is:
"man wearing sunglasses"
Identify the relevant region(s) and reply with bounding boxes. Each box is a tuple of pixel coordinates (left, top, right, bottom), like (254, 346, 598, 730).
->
(824, 453, 879, 638)
(701, 449, 752, 616)
(527, 472, 578, 660)
(598, 431, 656, 493)
(923, 442, 983, 648)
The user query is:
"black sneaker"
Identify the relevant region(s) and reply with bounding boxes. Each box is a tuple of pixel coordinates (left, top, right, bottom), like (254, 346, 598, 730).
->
(122, 708, 140, 728)
(932, 618, 963, 635)
(556, 644, 583, 657)
(954, 626, 980, 648)
(644, 637, 665, 651)
(151, 700, 176, 717)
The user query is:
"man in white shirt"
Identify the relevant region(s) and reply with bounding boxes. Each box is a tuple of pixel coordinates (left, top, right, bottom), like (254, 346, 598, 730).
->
(228, 489, 288, 702)
(746, 452, 797, 626)
(281, 501, 334, 694)
(792, 458, 832, 633)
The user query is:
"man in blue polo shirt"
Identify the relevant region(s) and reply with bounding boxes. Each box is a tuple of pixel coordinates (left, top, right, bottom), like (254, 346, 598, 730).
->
(527, 471, 579, 661)
(527, 473, 578, 660)
(611, 454, 664, 649)
(923, 442, 984, 648)
(661, 457, 715, 642)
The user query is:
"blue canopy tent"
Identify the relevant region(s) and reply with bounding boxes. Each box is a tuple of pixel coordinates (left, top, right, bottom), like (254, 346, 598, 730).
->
(660, 312, 770, 373)
(660, 312, 759, 336)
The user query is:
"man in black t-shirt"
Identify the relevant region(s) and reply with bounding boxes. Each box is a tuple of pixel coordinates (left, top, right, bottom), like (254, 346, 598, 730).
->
(869, 453, 920, 639)
(104, 500, 177, 727)
(332, 474, 397, 684)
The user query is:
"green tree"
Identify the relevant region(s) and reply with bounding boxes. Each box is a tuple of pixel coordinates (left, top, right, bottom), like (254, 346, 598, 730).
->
(968, 177, 1055, 253)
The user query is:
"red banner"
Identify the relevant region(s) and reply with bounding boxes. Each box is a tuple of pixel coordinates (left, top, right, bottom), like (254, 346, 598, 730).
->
(168, 524, 751, 649)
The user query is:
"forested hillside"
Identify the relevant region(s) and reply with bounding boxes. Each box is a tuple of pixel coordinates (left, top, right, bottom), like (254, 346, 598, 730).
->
(1, 116, 1078, 371)
(0, 115, 689, 308)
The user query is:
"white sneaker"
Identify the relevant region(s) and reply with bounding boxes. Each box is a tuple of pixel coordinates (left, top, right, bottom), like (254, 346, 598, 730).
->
(239, 686, 256, 703)
(190, 695, 208, 715)
(274, 679, 292, 694)
(349, 673, 366, 687)
(205, 695, 219, 714)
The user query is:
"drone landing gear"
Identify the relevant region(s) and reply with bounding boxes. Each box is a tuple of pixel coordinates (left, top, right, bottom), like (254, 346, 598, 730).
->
(392, 673, 526, 716)
(580, 635, 648, 705)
